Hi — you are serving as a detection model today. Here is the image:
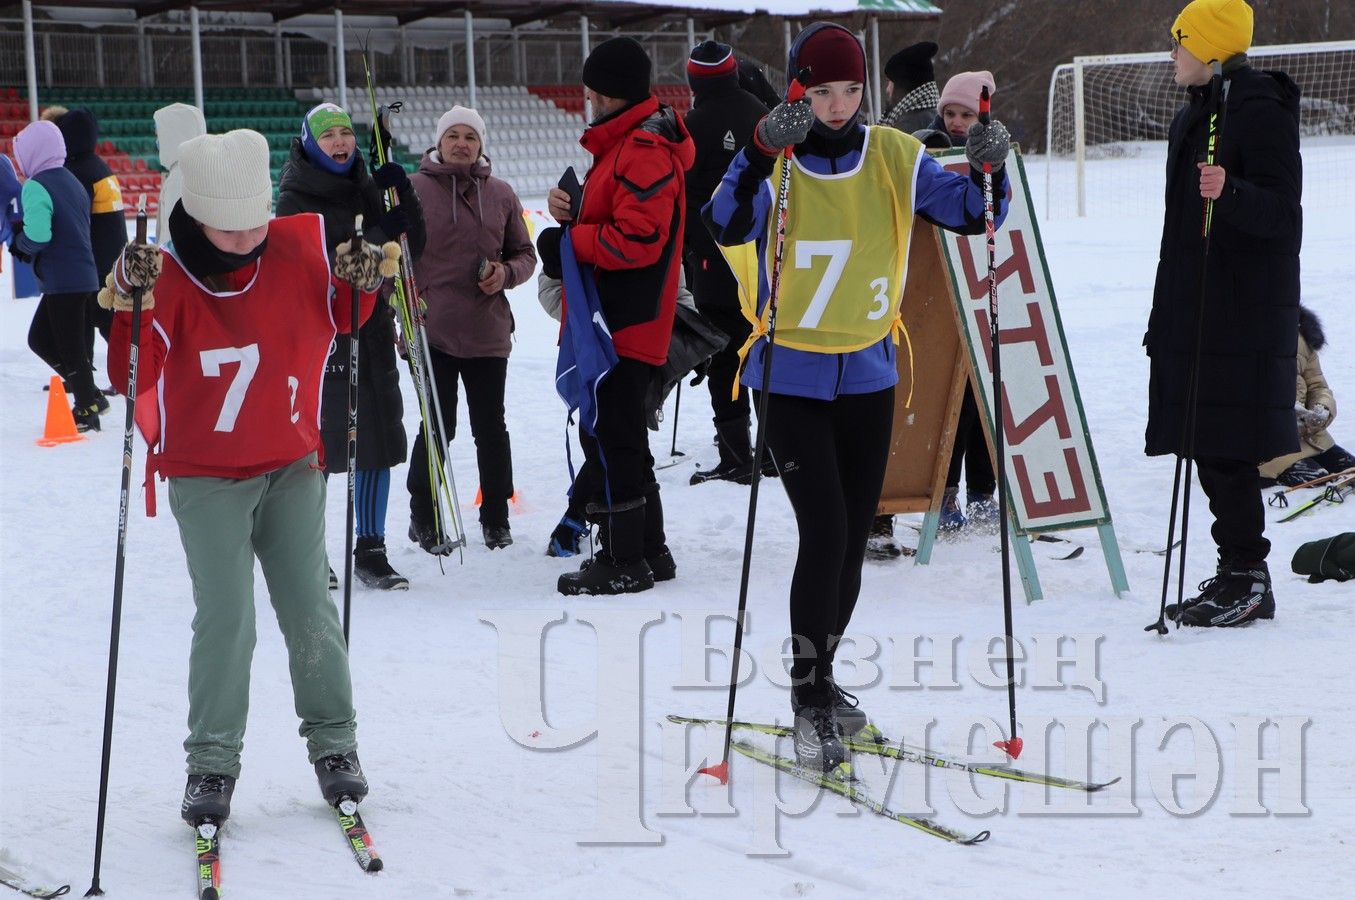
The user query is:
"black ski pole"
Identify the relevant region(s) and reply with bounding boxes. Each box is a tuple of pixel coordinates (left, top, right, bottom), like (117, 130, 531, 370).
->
(701, 70, 809, 785)
(977, 88, 1023, 761)
(669, 380, 684, 459)
(342, 216, 364, 646)
(1147, 62, 1229, 635)
(86, 195, 148, 898)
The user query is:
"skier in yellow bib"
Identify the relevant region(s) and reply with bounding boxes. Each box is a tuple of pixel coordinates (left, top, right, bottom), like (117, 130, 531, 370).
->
(704, 22, 1011, 773)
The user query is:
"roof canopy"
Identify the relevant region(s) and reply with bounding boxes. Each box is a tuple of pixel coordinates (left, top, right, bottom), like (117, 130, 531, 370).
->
(29, 0, 941, 29)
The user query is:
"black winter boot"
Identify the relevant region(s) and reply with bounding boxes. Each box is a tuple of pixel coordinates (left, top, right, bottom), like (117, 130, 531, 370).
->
(315, 750, 368, 806)
(865, 515, 903, 560)
(354, 536, 409, 590)
(181, 773, 236, 824)
(642, 484, 676, 582)
(558, 500, 654, 595)
(482, 523, 513, 550)
(409, 514, 454, 556)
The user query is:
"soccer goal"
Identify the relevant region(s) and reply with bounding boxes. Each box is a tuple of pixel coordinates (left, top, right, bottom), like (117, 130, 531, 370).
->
(1044, 40, 1355, 219)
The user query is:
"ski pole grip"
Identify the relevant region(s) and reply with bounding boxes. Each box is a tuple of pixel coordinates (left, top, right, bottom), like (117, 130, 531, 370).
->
(978, 85, 991, 125)
(134, 194, 148, 244)
(781, 67, 811, 159)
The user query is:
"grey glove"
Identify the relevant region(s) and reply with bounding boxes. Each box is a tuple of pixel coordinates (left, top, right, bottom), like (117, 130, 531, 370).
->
(755, 100, 814, 154)
(966, 119, 1011, 172)
(1298, 404, 1331, 431)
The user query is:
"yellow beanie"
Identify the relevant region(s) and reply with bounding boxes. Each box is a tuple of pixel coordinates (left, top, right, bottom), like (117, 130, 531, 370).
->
(1172, 0, 1253, 65)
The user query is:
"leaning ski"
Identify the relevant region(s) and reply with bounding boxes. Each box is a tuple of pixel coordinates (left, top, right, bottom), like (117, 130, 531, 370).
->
(671, 715, 1119, 792)
(334, 798, 383, 873)
(0, 864, 69, 899)
(193, 818, 222, 900)
(731, 740, 989, 844)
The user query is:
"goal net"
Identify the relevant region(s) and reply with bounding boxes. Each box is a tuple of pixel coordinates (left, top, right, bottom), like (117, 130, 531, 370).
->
(1044, 40, 1355, 219)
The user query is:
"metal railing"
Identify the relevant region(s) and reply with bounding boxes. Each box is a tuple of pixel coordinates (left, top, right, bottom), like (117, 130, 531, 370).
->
(0, 18, 709, 94)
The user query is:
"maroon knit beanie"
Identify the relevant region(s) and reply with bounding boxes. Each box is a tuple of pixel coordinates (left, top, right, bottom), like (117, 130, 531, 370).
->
(796, 25, 866, 87)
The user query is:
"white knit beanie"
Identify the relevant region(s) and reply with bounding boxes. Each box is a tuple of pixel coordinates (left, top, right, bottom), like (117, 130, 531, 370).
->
(433, 106, 487, 152)
(179, 130, 272, 230)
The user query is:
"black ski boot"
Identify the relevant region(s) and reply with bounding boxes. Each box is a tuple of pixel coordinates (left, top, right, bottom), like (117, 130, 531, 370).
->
(827, 680, 874, 740)
(482, 523, 513, 550)
(327, 564, 338, 591)
(409, 515, 453, 556)
(315, 750, 368, 806)
(181, 773, 236, 824)
(691, 416, 755, 485)
(547, 515, 588, 557)
(865, 515, 903, 560)
(73, 400, 103, 433)
(792, 696, 849, 776)
(1178, 563, 1276, 627)
(1276, 458, 1329, 487)
(354, 536, 409, 590)
(558, 499, 654, 595)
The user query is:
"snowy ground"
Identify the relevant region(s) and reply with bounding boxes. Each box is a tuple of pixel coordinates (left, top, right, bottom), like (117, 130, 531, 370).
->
(2, 170, 1352, 898)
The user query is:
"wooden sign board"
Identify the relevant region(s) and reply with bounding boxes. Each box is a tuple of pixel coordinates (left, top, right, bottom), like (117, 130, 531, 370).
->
(877, 148, 1128, 599)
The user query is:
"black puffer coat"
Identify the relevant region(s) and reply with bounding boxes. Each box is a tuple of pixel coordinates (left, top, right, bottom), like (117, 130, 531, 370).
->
(1144, 64, 1302, 464)
(276, 139, 427, 473)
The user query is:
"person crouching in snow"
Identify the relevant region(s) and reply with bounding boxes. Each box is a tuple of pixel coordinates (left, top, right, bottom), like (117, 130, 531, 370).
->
(1258, 306, 1354, 487)
(277, 101, 427, 591)
(103, 129, 399, 826)
(704, 21, 1011, 774)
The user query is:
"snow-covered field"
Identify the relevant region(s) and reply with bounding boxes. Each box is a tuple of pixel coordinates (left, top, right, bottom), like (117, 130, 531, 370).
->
(2, 164, 1351, 898)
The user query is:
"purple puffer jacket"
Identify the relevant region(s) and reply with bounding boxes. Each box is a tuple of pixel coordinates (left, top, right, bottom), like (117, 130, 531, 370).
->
(410, 153, 537, 358)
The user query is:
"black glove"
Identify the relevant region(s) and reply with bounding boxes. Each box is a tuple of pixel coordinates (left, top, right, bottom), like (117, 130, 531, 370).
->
(9, 241, 33, 264)
(688, 358, 710, 387)
(378, 206, 410, 240)
(755, 100, 814, 154)
(537, 226, 563, 280)
(373, 161, 410, 193)
(369, 110, 395, 169)
(965, 119, 1011, 173)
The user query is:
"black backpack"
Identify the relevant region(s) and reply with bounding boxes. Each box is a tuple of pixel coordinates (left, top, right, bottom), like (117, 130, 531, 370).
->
(1291, 532, 1355, 583)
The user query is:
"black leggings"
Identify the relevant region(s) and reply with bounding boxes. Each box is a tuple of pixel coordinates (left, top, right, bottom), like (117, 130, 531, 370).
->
(761, 387, 895, 703)
(946, 385, 996, 495)
(29, 291, 98, 407)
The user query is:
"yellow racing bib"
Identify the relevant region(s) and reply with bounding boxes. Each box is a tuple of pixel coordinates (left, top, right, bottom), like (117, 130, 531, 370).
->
(721, 126, 921, 356)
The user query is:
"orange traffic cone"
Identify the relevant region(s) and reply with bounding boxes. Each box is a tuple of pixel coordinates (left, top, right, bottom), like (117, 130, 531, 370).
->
(473, 487, 521, 508)
(37, 375, 86, 446)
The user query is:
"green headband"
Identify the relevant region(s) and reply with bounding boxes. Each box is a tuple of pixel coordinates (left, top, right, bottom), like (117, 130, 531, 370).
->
(306, 104, 352, 137)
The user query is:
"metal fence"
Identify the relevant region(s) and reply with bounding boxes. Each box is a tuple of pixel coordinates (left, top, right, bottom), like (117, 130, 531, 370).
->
(1, 19, 704, 92)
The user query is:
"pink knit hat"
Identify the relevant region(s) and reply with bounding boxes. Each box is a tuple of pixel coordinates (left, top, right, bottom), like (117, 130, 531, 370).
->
(937, 70, 996, 116)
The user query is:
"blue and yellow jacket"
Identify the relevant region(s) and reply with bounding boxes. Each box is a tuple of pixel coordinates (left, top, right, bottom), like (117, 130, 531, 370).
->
(702, 122, 1008, 400)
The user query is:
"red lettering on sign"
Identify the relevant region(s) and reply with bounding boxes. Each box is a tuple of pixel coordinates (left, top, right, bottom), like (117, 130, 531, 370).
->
(957, 229, 1036, 300)
(1001, 374, 1072, 444)
(972, 302, 1055, 372)
(1013, 447, 1092, 516)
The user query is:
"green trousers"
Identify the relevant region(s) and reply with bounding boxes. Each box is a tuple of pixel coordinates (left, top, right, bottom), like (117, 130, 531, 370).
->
(168, 453, 357, 777)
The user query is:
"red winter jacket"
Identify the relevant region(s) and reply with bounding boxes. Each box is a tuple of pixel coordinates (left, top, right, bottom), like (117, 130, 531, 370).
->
(570, 96, 695, 365)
